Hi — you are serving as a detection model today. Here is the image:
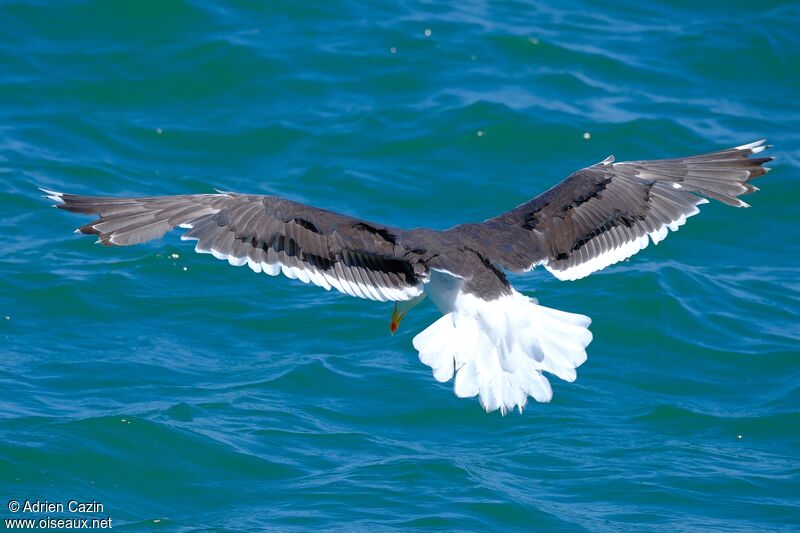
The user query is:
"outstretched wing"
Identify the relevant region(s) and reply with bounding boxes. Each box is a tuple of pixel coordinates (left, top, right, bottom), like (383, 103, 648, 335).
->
(43, 191, 425, 301)
(464, 140, 772, 281)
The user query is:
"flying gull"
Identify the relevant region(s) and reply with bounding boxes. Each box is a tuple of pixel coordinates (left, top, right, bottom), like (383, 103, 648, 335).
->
(42, 140, 772, 414)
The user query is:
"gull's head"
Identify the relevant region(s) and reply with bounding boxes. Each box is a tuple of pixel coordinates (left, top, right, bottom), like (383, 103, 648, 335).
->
(390, 293, 426, 335)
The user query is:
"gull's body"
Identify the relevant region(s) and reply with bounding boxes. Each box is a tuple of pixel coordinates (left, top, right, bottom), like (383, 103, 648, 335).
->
(43, 140, 771, 413)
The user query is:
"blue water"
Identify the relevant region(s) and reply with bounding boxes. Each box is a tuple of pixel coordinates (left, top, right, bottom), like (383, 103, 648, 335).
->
(2, 1, 799, 530)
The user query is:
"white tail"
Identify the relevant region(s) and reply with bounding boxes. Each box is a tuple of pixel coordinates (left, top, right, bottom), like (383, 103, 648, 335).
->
(413, 290, 592, 414)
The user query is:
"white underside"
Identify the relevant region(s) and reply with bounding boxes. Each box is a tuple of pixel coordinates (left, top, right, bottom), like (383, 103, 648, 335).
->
(413, 284, 592, 414)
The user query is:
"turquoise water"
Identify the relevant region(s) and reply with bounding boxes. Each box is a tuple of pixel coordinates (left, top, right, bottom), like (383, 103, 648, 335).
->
(2, 0, 799, 530)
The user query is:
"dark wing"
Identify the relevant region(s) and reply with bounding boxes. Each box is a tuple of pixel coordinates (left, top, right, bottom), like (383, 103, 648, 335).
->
(42, 190, 426, 301)
(453, 140, 772, 281)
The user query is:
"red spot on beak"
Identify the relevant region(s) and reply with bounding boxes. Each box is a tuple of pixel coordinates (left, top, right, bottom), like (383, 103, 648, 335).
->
(390, 320, 399, 335)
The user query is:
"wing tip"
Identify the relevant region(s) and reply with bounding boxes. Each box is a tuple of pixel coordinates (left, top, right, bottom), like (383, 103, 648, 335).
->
(39, 187, 65, 205)
(735, 139, 775, 158)
(734, 139, 767, 152)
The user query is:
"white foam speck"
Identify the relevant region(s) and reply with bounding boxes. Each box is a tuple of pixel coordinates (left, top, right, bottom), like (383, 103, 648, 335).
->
(424, 29, 432, 37)
(583, 132, 591, 140)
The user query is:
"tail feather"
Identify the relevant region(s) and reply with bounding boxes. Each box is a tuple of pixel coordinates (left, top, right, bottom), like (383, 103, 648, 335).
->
(413, 290, 592, 414)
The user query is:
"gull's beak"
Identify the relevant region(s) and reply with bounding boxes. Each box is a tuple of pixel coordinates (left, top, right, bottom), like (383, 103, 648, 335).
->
(390, 302, 403, 336)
